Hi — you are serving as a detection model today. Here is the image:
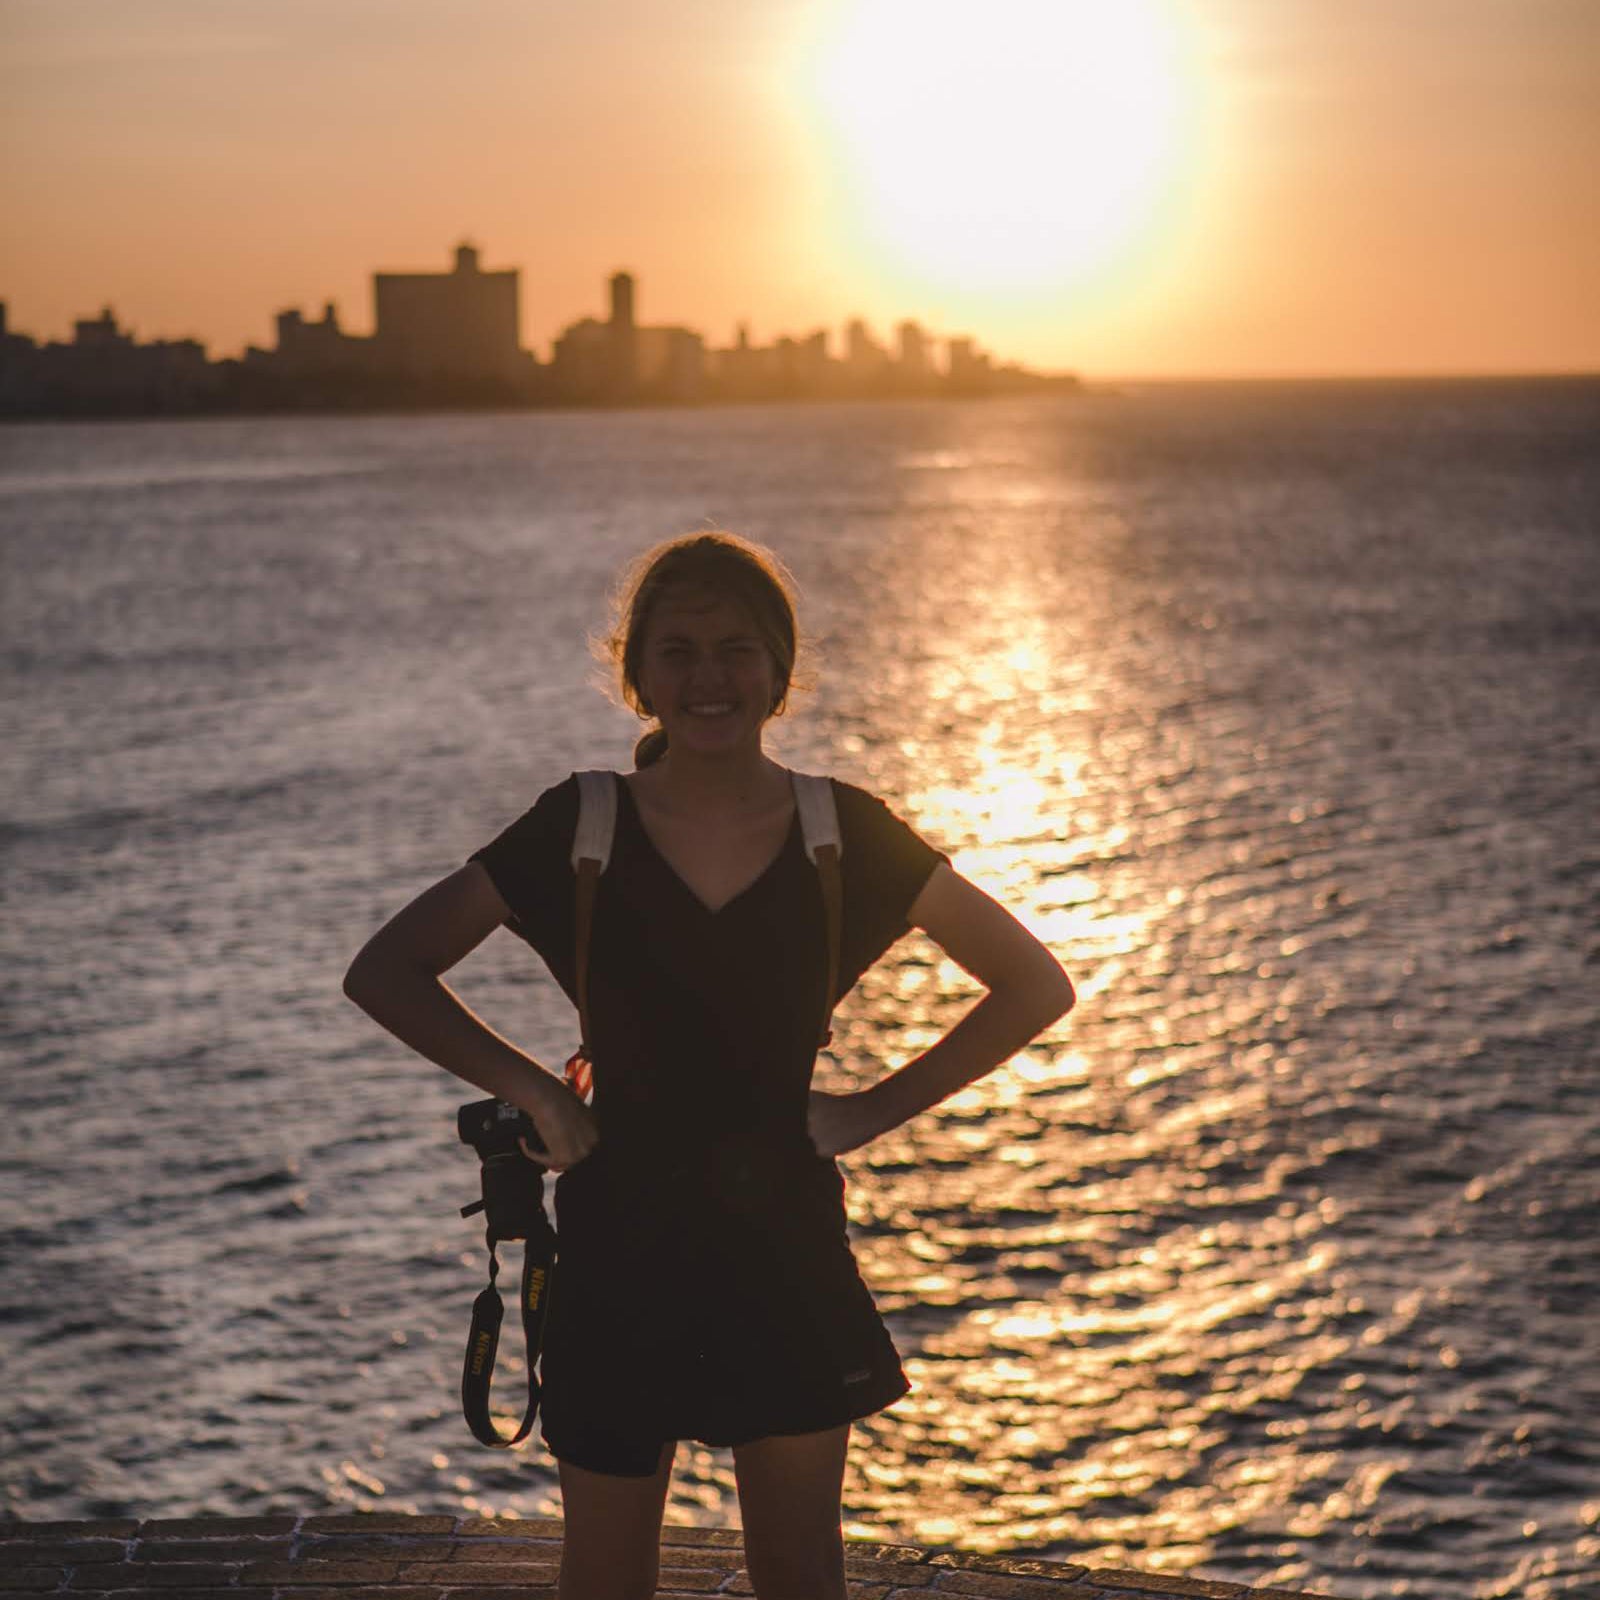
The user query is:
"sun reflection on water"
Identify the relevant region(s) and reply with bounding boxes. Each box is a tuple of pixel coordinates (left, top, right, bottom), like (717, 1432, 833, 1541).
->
(786, 438, 1441, 1584)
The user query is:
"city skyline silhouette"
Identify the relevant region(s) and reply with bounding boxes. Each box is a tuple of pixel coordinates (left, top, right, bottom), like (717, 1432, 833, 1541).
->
(0, 240, 1080, 419)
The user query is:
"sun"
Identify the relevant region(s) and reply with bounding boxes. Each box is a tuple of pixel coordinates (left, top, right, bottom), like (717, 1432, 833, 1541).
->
(803, 0, 1200, 301)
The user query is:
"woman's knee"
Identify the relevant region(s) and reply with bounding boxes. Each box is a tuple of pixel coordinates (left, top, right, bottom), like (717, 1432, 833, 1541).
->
(743, 1533, 846, 1600)
(733, 1425, 849, 1600)
(556, 1441, 675, 1600)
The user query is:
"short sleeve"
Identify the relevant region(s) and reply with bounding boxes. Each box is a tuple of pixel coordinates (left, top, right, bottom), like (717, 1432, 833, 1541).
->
(833, 781, 949, 993)
(468, 775, 579, 964)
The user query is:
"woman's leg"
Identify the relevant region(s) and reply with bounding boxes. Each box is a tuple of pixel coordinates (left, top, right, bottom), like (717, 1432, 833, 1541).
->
(731, 1423, 850, 1600)
(555, 1441, 676, 1600)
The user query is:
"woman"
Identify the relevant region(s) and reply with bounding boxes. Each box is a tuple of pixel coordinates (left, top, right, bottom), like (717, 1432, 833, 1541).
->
(344, 532, 1074, 1600)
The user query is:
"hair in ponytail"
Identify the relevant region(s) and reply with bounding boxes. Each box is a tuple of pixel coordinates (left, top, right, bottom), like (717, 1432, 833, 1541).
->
(633, 726, 670, 768)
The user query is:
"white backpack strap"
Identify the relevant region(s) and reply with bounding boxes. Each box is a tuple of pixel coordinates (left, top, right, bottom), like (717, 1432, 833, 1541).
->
(791, 772, 841, 864)
(569, 771, 617, 1074)
(791, 772, 843, 1048)
(571, 770, 618, 870)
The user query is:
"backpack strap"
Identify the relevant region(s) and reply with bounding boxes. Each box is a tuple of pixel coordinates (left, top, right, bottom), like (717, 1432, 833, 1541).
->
(567, 769, 842, 1062)
(791, 772, 843, 1049)
(570, 771, 618, 1068)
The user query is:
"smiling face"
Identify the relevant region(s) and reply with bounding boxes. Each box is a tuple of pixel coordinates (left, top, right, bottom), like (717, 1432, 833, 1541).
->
(636, 584, 783, 759)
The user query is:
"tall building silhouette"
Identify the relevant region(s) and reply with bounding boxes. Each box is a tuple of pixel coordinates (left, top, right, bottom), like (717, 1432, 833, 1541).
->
(372, 241, 525, 385)
(609, 270, 638, 395)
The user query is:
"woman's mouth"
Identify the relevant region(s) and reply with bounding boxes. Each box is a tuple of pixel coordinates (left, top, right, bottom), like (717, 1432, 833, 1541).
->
(684, 701, 737, 718)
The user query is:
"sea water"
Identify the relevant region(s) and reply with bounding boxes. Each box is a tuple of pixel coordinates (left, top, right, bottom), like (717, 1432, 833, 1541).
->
(2, 383, 1597, 1598)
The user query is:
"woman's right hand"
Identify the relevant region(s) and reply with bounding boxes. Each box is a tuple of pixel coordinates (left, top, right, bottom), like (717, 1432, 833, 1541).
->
(520, 1075, 600, 1172)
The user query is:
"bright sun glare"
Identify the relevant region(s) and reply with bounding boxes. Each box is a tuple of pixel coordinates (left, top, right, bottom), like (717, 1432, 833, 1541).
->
(807, 0, 1198, 299)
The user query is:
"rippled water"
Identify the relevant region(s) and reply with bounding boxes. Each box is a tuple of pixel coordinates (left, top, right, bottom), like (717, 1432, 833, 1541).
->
(3, 384, 1597, 1598)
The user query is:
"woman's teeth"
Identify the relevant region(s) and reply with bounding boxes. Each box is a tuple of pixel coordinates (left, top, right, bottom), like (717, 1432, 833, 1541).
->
(686, 702, 735, 716)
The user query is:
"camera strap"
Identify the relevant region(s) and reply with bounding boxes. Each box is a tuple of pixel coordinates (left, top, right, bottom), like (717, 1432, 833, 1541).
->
(460, 1168, 557, 1448)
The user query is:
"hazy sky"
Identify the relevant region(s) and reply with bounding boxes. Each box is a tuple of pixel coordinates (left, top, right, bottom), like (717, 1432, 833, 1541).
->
(3, 0, 1596, 377)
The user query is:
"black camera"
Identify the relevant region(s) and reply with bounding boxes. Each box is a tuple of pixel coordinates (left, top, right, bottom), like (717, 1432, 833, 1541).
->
(457, 1097, 549, 1243)
(458, 1097, 546, 1161)
(456, 1097, 557, 1449)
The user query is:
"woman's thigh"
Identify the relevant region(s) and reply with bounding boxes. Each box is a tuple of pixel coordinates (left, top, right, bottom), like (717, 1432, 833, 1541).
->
(732, 1424, 850, 1600)
(556, 1441, 676, 1600)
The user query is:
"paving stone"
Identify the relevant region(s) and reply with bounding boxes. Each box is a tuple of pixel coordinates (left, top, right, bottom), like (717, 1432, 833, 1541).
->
(1, 1545, 126, 1569)
(131, 1542, 288, 1564)
(302, 1520, 454, 1537)
(434, 1543, 562, 1563)
(296, 1543, 452, 1563)
(622, 1547, 731, 1571)
(0, 1530, 137, 1545)
(398, 1563, 561, 1586)
(0, 1571, 65, 1591)
(451, 1520, 563, 1540)
(432, 1589, 556, 1600)
(848, 1556, 936, 1584)
(847, 1542, 934, 1566)
(271, 1591, 442, 1600)
(652, 1570, 724, 1593)
(68, 1567, 240, 1592)
(931, 1570, 1088, 1596)
(931, 1552, 1087, 1581)
(240, 1560, 400, 1587)
(136, 1523, 297, 1541)
(1086, 1574, 1246, 1599)
(280, 1587, 444, 1600)
(658, 1525, 746, 1549)
(75, 1591, 243, 1600)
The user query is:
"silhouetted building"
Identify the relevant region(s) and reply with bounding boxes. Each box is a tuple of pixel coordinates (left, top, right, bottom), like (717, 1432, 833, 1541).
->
(609, 270, 637, 396)
(0, 305, 217, 416)
(234, 298, 377, 408)
(551, 271, 704, 403)
(550, 316, 617, 401)
(636, 325, 705, 400)
(946, 335, 992, 392)
(372, 241, 529, 390)
(897, 320, 930, 380)
(845, 318, 890, 387)
(275, 302, 360, 368)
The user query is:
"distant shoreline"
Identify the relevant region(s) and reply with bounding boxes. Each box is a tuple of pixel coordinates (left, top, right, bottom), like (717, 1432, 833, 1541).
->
(6, 370, 1599, 428)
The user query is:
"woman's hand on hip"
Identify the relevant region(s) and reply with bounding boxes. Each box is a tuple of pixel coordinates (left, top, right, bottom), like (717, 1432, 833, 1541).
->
(520, 1078, 599, 1172)
(806, 1087, 890, 1159)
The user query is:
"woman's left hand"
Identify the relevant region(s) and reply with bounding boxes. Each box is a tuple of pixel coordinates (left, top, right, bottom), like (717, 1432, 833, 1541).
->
(807, 1087, 889, 1159)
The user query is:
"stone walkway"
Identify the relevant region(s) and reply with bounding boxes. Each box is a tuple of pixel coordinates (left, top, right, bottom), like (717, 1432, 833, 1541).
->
(0, 1515, 1347, 1599)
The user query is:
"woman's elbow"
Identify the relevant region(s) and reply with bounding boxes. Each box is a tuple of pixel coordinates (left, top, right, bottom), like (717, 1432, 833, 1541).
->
(342, 949, 382, 1012)
(342, 941, 415, 1014)
(1033, 966, 1076, 1030)
(992, 955, 1075, 1034)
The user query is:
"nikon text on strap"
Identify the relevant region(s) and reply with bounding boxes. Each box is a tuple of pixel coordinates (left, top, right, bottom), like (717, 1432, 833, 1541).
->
(460, 1177, 560, 1452)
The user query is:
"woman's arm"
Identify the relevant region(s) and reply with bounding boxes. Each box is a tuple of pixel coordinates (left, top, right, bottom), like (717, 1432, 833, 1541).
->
(808, 862, 1075, 1157)
(342, 862, 598, 1170)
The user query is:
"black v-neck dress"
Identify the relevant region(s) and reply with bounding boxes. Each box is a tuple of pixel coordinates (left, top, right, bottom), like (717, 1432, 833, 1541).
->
(470, 772, 947, 1474)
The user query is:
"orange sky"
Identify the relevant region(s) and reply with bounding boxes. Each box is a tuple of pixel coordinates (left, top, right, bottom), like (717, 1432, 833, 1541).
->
(2, 0, 1596, 378)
